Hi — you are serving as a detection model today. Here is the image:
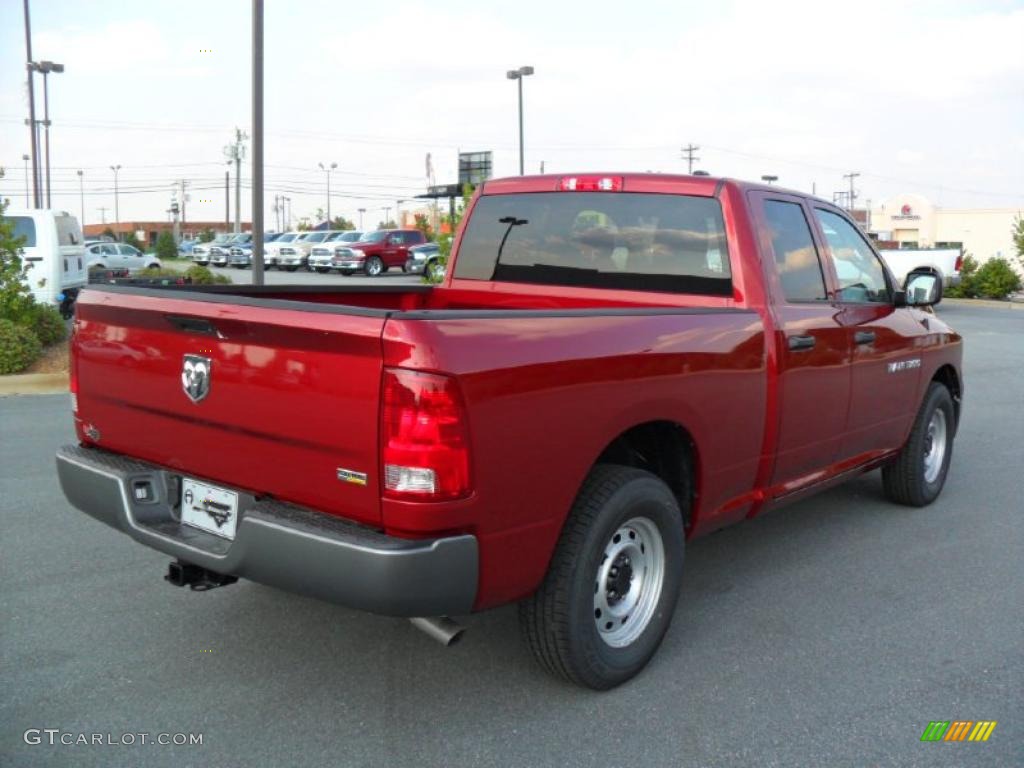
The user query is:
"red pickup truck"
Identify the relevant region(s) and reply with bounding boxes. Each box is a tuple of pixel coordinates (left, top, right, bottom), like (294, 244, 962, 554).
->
(57, 174, 962, 689)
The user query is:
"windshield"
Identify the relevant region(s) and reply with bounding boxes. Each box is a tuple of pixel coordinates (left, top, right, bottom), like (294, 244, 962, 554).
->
(277, 233, 297, 242)
(454, 192, 731, 296)
(305, 232, 328, 243)
(359, 231, 387, 243)
(340, 232, 363, 242)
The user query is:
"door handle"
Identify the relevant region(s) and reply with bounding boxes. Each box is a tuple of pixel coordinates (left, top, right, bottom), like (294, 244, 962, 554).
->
(854, 330, 876, 345)
(787, 334, 816, 351)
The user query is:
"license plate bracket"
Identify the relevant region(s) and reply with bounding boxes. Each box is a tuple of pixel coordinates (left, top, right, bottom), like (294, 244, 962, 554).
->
(180, 478, 239, 540)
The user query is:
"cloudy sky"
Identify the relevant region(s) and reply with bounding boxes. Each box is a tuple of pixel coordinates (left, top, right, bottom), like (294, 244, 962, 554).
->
(1, 0, 1022, 229)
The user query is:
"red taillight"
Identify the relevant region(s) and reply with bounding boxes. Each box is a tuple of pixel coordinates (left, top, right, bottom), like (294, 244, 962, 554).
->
(954, 253, 963, 272)
(381, 368, 470, 501)
(69, 325, 78, 414)
(557, 176, 623, 192)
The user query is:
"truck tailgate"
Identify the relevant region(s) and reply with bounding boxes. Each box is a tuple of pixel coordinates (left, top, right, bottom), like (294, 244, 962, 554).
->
(73, 287, 386, 527)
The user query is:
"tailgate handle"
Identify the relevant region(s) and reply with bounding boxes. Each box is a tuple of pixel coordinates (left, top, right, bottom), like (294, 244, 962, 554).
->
(167, 315, 219, 336)
(787, 334, 816, 351)
(854, 330, 876, 345)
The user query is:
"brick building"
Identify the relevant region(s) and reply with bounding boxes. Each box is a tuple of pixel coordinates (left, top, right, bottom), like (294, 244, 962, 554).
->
(83, 221, 249, 246)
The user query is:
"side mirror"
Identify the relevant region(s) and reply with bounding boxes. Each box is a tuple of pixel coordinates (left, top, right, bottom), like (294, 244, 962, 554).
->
(901, 270, 942, 307)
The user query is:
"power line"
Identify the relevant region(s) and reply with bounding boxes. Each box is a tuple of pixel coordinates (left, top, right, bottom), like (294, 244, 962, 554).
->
(681, 144, 700, 174)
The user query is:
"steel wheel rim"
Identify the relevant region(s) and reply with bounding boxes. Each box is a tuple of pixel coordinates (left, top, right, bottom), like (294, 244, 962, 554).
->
(593, 516, 665, 648)
(368, 259, 382, 275)
(923, 409, 947, 484)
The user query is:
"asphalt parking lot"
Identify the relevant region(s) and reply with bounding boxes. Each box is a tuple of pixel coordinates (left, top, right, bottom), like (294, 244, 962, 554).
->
(1, 302, 1020, 768)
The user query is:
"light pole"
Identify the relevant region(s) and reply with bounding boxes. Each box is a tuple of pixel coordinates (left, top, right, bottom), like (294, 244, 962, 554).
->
(30, 60, 64, 208)
(22, 154, 30, 205)
(761, 174, 778, 185)
(357, 207, 366, 229)
(110, 165, 121, 229)
(76, 169, 84, 225)
(396, 199, 406, 228)
(319, 161, 337, 225)
(382, 206, 391, 226)
(506, 65, 534, 175)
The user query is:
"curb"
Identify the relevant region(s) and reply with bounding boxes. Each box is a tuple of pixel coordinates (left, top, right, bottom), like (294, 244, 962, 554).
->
(0, 372, 69, 396)
(942, 298, 1024, 311)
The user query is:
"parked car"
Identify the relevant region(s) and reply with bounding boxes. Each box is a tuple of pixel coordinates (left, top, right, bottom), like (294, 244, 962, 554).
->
(404, 242, 443, 279)
(2, 208, 87, 317)
(227, 233, 280, 268)
(309, 231, 363, 272)
(264, 231, 303, 269)
(332, 229, 427, 275)
(192, 234, 233, 266)
(56, 173, 963, 690)
(210, 234, 251, 267)
(86, 242, 161, 273)
(879, 248, 963, 290)
(277, 231, 334, 272)
(177, 239, 197, 256)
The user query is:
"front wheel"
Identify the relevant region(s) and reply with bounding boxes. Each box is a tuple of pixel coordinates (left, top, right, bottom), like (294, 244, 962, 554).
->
(882, 382, 956, 506)
(519, 465, 685, 690)
(365, 256, 384, 276)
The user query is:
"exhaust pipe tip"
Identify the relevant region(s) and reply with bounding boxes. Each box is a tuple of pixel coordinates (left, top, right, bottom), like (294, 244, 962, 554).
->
(409, 616, 465, 647)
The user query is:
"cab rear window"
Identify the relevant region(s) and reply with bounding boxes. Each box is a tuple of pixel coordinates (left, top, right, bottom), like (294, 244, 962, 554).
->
(454, 192, 731, 295)
(5, 217, 37, 247)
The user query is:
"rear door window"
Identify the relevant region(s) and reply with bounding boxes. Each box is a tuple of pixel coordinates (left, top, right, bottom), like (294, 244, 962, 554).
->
(762, 201, 828, 303)
(454, 192, 731, 295)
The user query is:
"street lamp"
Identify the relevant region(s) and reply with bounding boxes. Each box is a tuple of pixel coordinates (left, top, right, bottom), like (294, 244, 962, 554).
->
(761, 175, 778, 185)
(382, 206, 392, 226)
(110, 165, 121, 228)
(29, 60, 64, 208)
(76, 169, 84, 226)
(396, 199, 406, 227)
(318, 161, 337, 225)
(357, 207, 366, 229)
(506, 65, 534, 175)
(22, 154, 30, 206)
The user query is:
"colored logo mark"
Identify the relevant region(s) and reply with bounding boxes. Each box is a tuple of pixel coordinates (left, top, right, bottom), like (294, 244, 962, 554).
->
(920, 721, 997, 742)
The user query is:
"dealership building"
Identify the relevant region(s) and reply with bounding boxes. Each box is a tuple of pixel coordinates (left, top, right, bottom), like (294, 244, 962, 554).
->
(868, 193, 1021, 266)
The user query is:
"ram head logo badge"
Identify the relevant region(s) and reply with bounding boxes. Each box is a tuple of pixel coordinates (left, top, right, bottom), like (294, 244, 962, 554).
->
(181, 355, 212, 403)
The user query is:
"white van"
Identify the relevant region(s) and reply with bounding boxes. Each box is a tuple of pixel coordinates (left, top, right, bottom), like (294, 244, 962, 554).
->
(3, 209, 88, 317)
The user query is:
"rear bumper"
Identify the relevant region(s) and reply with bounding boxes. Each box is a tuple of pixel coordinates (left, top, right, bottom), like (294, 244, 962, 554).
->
(56, 444, 478, 617)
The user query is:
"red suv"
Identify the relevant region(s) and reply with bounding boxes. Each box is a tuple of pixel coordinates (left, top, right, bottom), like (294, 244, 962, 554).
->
(331, 229, 427, 276)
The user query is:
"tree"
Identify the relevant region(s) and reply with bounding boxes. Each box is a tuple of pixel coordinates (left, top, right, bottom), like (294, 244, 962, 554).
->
(155, 231, 178, 260)
(331, 215, 355, 230)
(102, 227, 115, 240)
(427, 184, 474, 284)
(974, 257, 1021, 299)
(198, 228, 216, 243)
(1013, 214, 1024, 273)
(0, 198, 35, 325)
(413, 213, 434, 241)
(377, 220, 397, 230)
(297, 218, 312, 231)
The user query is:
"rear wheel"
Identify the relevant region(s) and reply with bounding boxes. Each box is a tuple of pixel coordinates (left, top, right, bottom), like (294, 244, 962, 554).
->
(882, 382, 955, 506)
(365, 256, 384, 276)
(519, 464, 685, 690)
(315, 267, 330, 273)
(147, 263, 160, 270)
(340, 270, 353, 276)
(284, 266, 298, 272)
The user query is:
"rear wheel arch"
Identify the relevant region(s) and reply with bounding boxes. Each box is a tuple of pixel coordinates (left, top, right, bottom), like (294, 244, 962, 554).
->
(592, 420, 698, 533)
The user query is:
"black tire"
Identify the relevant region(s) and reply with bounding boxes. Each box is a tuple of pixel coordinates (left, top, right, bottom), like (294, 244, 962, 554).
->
(365, 256, 384, 276)
(315, 267, 329, 274)
(284, 266, 298, 272)
(519, 464, 685, 690)
(147, 263, 160, 270)
(340, 270, 353, 276)
(882, 382, 955, 507)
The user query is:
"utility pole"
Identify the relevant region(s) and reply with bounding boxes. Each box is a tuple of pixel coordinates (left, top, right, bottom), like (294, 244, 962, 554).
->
(319, 161, 336, 225)
(109, 165, 121, 228)
(176, 179, 189, 227)
(357, 208, 366, 230)
(224, 170, 230, 230)
(22, 154, 30, 205)
(98, 206, 108, 224)
(251, 0, 265, 285)
(22, 0, 41, 208)
(224, 127, 248, 233)
(681, 144, 700, 174)
(76, 169, 84, 225)
(842, 172, 860, 212)
(382, 206, 391, 226)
